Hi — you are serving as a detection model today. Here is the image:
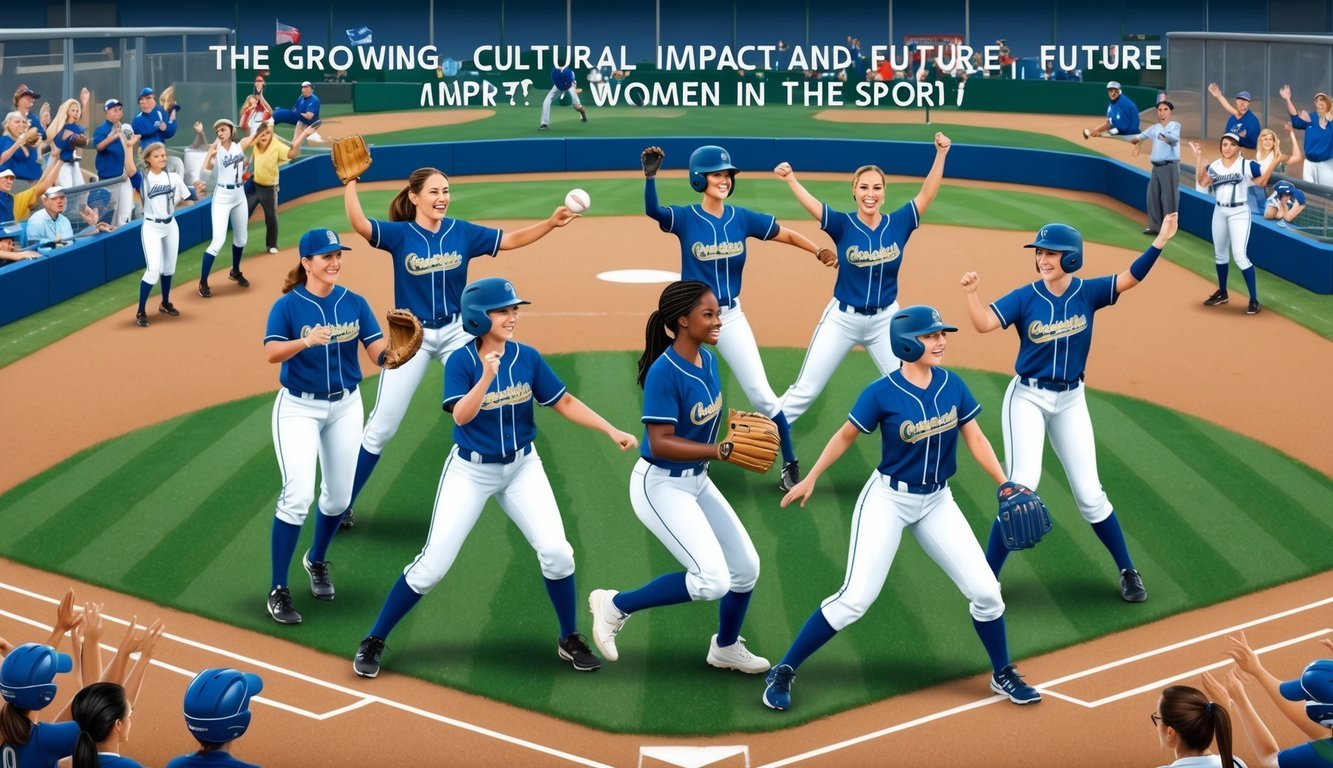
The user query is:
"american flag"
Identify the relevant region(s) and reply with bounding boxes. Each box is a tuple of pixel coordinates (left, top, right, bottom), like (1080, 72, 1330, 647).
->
(276, 20, 300, 45)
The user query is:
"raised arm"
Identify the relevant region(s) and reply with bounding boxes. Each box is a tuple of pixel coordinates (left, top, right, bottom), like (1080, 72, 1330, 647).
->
(780, 421, 861, 508)
(343, 180, 374, 242)
(1208, 82, 1240, 118)
(642, 146, 672, 226)
(1285, 123, 1305, 164)
(1215, 668, 1282, 768)
(551, 393, 638, 451)
(959, 272, 1002, 333)
(772, 162, 824, 220)
(498, 206, 577, 250)
(1189, 141, 1212, 187)
(122, 619, 164, 708)
(1279, 84, 1299, 117)
(121, 133, 140, 178)
(1115, 212, 1178, 294)
(284, 123, 313, 160)
(1224, 631, 1330, 739)
(912, 132, 951, 215)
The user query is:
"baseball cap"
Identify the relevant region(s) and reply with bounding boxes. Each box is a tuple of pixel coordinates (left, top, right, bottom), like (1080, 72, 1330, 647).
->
(1275, 180, 1297, 195)
(0, 643, 73, 710)
(1221, 131, 1242, 143)
(13, 84, 39, 102)
(43, 186, 66, 198)
(1316, 92, 1332, 103)
(1235, 90, 1253, 101)
(103, 99, 123, 110)
(138, 87, 154, 99)
(1107, 81, 1122, 90)
(0, 169, 15, 179)
(300, 80, 313, 88)
(0, 224, 22, 240)
(213, 118, 237, 131)
(299, 228, 352, 258)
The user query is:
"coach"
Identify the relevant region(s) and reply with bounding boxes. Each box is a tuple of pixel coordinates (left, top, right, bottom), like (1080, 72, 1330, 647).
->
(1131, 100, 1180, 235)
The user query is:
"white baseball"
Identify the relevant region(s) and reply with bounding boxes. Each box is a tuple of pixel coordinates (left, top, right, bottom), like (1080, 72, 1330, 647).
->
(564, 188, 591, 214)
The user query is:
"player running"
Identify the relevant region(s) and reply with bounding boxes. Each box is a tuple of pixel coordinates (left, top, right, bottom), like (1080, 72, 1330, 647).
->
(771, 132, 952, 427)
(959, 213, 1181, 603)
(762, 305, 1042, 711)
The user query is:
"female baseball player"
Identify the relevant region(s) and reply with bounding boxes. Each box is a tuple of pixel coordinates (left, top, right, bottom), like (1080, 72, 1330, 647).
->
(338, 167, 577, 529)
(70, 682, 144, 768)
(770, 132, 952, 428)
(353, 277, 636, 678)
(960, 213, 1182, 603)
(1280, 84, 1333, 185)
(762, 305, 1041, 711)
(1190, 133, 1275, 315)
(263, 227, 398, 626)
(1250, 126, 1303, 212)
(1151, 684, 1242, 768)
(641, 144, 835, 492)
(166, 668, 264, 768)
(130, 141, 204, 328)
(1, 643, 80, 767)
(587, 280, 771, 674)
(47, 91, 91, 188)
(197, 118, 254, 298)
(245, 120, 314, 258)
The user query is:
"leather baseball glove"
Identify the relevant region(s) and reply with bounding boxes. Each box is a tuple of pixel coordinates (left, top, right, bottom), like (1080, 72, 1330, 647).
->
(21, 127, 40, 147)
(996, 481, 1052, 550)
(641, 146, 664, 177)
(717, 409, 780, 474)
(380, 308, 423, 370)
(70, 134, 89, 149)
(158, 84, 176, 112)
(331, 135, 371, 184)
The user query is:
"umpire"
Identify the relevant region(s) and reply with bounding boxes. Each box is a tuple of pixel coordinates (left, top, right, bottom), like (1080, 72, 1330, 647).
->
(1131, 100, 1181, 235)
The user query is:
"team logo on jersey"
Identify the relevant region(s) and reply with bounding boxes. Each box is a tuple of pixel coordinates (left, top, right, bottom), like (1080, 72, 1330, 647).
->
(690, 241, 744, 261)
(898, 406, 959, 443)
(481, 382, 533, 410)
(404, 251, 463, 274)
(845, 243, 901, 266)
(301, 320, 359, 344)
(1027, 314, 1088, 344)
(690, 394, 723, 425)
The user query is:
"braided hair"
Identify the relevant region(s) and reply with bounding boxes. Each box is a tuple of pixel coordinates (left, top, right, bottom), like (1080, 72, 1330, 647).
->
(71, 682, 129, 768)
(637, 280, 712, 388)
(1160, 685, 1238, 768)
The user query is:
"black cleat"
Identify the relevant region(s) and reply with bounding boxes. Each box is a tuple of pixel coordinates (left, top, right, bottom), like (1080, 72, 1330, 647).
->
(303, 551, 335, 601)
(135, 311, 149, 328)
(779, 460, 801, 492)
(229, 269, 250, 288)
(159, 302, 180, 317)
(1203, 290, 1229, 307)
(1247, 300, 1261, 315)
(1120, 568, 1148, 603)
(339, 507, 355, 530)
(197, 282, 212, 298)
(558, 632, 601, 671)
(267, 586, 302, 624)
(354, 636, 386, 678)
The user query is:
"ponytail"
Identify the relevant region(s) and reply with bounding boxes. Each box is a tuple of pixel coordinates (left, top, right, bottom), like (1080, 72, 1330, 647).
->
(636, 280, 711, 388)
(389, 167, 447, 222)
(0, 702, 34, 746)
(72, 731, 101, 768)
(637, 310, 672, 388)
(1212, 701, 1236, 768)
(70, 682, 129, 768)
(1160, 685, 1239, 767)
(282, 260, 307, 293)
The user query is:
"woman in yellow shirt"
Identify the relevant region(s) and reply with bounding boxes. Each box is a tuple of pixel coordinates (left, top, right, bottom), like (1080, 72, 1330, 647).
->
(244, 121, 314, 272)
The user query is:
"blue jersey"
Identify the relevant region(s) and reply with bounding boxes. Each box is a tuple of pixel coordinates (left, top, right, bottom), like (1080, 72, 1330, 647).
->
(166, 751, 262, 768)
(132, 108, 178, 146)
(552, 67, 576, 91)
(443, 340, 566, 457)
(1226, 111, 1262, 149)
(822, 200, 919, 310)
(1107, 94, 1140, 134)
(1277, 739, 1333, 768)
(990, 275, 1119, 385)
(647, 183, 778, 306)
(93, 120, 125, 179)
(293, 93, 321, 121)
(1292, 113, 1333, 162)
(848, 367, 980, 486)
(52, 123, 86, 163)
(263, 285, 383, 395)
(1, 720, 80, 768)
(0, 135, 41, 180)
(640, 346, 724, 473)
(368, 218, 502, 325)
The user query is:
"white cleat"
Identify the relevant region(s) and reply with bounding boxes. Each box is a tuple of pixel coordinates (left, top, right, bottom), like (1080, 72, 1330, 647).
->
(707, 634, 769, 674)
(588, 589, 627, 662)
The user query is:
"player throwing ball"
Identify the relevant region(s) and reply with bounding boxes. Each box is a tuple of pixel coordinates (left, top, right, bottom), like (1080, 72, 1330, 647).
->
(642, 145, 834, 491)
(262, 228, 416, 625)
(762, 305, 1042, 711)
(589, 280, 776, 675)
(353, 277, 637, 677)
(960, 213, 1181, 603)
(338, 159, 578, 529)
(771, 132, 952, 427)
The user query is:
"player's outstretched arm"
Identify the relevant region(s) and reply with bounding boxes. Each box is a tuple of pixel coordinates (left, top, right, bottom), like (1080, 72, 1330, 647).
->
(770, 225, 834, 267)
(1224, 631, 1329, 739)
(1208, 82, 1241, 118)
(122, 619, 164, 709)
(772, 162, 824, 220)
(912, 132, 951, 215)
(959, 272, 1001, 333)
(499, 206, 577, 250)
(551, 392, 639, 451)
(1189, 142, 1211, 187)
(1215, 668, 1282, 768)
(343, 182, 374, 242)
(1116, 212, 1178, 293)
(960, 420, 1006, 485)
(780, 421, 860, 508)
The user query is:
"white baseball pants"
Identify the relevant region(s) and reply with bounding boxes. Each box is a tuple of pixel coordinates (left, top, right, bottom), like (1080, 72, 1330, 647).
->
(271, 388, 364, 525)
(1211, 204, 1253, 270)
(1302, 156, 1333, 186)
(204, 188, 249, 254)
(361, 322, 472, 454)
(540, 86, 583, 126)
(111, 178, 134, 227)
(140, 218, 179, 284)
(778, 298, 899, 424)
(716, 299, 782, 418)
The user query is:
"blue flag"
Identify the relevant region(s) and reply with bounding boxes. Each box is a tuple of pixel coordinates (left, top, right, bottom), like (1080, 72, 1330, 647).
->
(346, 26, 372, 45)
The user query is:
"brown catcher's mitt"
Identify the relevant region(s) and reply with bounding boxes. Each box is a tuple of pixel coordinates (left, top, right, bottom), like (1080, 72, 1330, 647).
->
(158, 84, 176, 112)
(70, 134, 89, 149)
(331, 135, 371, 184)
(380, 308, 423, 370)
(717, 409, 780, 474)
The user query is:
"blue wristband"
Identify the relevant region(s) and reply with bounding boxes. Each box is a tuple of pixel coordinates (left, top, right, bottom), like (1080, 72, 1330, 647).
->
(377, 350, 387, 366)
(1129, 245, 1162, 281)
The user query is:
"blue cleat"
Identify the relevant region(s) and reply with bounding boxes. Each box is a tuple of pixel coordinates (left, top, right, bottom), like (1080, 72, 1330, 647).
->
(763, 664, 795, 710)
(991, 664, 1041, 704)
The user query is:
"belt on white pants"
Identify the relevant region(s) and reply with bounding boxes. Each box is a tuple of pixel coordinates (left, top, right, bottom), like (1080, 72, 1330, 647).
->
(286, 386, 356, 402)
(879, 472, 944, 494)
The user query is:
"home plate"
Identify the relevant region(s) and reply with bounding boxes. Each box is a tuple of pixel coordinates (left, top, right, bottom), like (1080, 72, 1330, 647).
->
(638, 744, 749, 768)
(598, 269, 681, 284)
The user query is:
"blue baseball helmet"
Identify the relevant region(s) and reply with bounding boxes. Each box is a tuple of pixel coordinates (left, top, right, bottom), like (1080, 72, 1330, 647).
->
(889, 305, 958, 363)
(1025, 223, 1083, 273)
(1278, 659, 1333, 728)
(0, 643, 72, 710)
(460, 277, 530, 337)
(183, 668, 263, 743)
(688, 145, 738, 195)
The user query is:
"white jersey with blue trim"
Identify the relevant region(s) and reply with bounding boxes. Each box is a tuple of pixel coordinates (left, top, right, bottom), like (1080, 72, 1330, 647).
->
(990, 275, 1118, 385)
(263, 285, 383, 394)
(369, 218, 503, 325)
(214, 141, 247, 187)
(442, 340, 566, 457)
(129, 169, 190, 220)
(639, 346, 723, 473)
(848, 367, 980, 485)
(659, 205, 777, 306)
(1206, 157, 1265, 207)
(822, 200, 919, 310)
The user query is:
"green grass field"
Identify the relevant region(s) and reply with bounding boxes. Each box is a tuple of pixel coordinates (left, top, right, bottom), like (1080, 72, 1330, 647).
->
(3, 350, 1329, 734)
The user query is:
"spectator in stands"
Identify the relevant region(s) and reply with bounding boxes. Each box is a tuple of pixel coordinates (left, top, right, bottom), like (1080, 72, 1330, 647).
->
(93, 98, 137, 226)
(48, 89, 92, 188)
(11, 84, 46, 156)
(26, 187, 75, 253)
(272, 80, 323, 142)
(1251, 125, 1303, 211)
(0, 156, 61, 223)
(1083, 81, 1140, 140)
(0, 224, 41, 264)
(240, 93, 272, 138)
(1056, 66, 1081, 82)
(246, 120, 315, 255)
(1207, 84, 1261, 151)
(1131, 99, 1181, 235)
(774, 40, 790, 71)
(132, 87, 183, 176)
(1265, 180, 1307, 226)
(1, 110, 44, 185)
(1279, 84, 1333, 186)
(1151, 683, 1242, 768)
(997, 40, 1014, 78)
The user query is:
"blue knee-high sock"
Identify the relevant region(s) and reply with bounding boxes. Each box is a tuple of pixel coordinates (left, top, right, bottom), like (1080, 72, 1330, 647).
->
(270, 518, 302, 590)
(1241, 266, 1259, 301)
(1091, 512, 1135, 571)
(1215, 263, 1229, 293)
(717, 589, 753, 647)
(346, 447, 381, 510)
(308, 511, 342, 564)
(544, 575, 577, 638)
(985, 519, 1010, 577)
(972, 616, 1010, 675)
(201, 251, 216, 282)
(232, 244, 244, 273)
(369, 574, 424, 641)
(612, 572, 691, 615)
(773, 411, 796, 464)
(779, 609, 838, 671)
(137, 280, 152, 314)
(160, 274, 173, 304)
